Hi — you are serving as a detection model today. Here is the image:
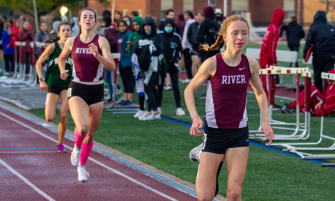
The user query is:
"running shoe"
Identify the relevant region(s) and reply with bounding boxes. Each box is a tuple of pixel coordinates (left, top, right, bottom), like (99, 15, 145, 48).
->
(281, 104, 295, 114)
(153, 113, 161, 120)
(157, 107, 162, 115)
(272, 104, 282, 111)
(199, 93, 206, 99)
(134, 110, 145, 118)
(139, 113, 154, 121)
(176, 108, 186, 116)
(182, 78, 192, 83)
(123, 100, 133, 107)
(189, 143, 203, 162)
(115, 100, 126, 106)
(164, 85, 173, 90)
(77, 166, 89, 182)
(71, 145, 81, 166)
(57, 144, 67, 153)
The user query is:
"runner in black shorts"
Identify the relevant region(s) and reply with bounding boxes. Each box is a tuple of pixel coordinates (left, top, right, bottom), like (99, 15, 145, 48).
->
(184, 15, 274, 200)
(36, 22, 73, 153)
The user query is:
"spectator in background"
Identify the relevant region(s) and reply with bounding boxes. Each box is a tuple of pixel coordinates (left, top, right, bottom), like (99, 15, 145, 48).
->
(129, 11, 139, 18)
(259, 8, 285, 110)
(116, 20, 134, 106)
(1, 23, 14, 74)
(280, 15, 305, 67)
(123, 15, 134, 32)
(34, 21, 49, 59)
(214, 8, 225, 24)
(20, 15, 33, 33)
(8, 18, 20, 66)
(103, 15, 119, 106)
(176, 13, 186, 39)
(303, 10, 335, 93)
(158, 9, 180, 35)
(0, 17, 4, 59)
(94, 16, 105, 36)
(182, 11, 195, 82)
(113, 11, 122, 27)
(18, 20, 34, 74)
(158, 18, 185, 116)
(187, 10, 204, 77)
(103, 10, 111, 18)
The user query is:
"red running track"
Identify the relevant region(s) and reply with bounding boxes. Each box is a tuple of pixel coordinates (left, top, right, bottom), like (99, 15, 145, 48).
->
(0, 107, 197, 201)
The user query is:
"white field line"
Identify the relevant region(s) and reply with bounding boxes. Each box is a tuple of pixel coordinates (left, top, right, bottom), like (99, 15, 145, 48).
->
(0, 112, 178, 201)
(0, 159, 55, 201)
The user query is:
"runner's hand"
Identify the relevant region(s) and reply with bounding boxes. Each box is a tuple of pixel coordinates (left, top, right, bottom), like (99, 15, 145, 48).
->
(315, 101, 323, 110)
(88, 43, 99, 57)
(262, 122, 274, 145)
(39, 81, 48, 91)
(60, 70, 69, 80)
(190, 114, 203, 137)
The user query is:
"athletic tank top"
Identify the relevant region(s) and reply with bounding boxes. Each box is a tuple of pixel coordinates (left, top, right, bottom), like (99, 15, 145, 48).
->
(71, 34, 103, 82)
(45, 41, 73, 87)
(205, 53, 251, 129)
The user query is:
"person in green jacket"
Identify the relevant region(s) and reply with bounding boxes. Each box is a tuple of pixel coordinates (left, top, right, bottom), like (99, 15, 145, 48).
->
(127, 16, 146, 118)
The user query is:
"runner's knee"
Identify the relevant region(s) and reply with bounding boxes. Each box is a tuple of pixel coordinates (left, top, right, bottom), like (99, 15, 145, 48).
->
(59, 111, 68, 122)
(227, 184, 242, 200)
(197, 194, 215, 201)
(77, 125, 89, 136)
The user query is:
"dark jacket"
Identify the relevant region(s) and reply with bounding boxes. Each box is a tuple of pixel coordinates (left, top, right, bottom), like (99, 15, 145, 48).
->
(18, 29, 34, 53)
(157, 18, 182, 64)
(104, 25, 119, 53)
(303, 11, 335, 59)
(176, 13, 186, 39)
(187, 21, 200, 52)
(117, 31, 132, 68)
(134, 17, 163, 57)
(280, 21, 305, 47)
(158, 20, 181, 35)
(197, 6, 221, 57)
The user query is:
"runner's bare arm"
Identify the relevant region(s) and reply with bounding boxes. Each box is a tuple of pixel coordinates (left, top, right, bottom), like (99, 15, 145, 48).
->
(59, 38, 74, 80)
(184, 56, 216, 136)
(36, 43, 55, 91)
(93, 37, 116, 72)
(247, 56, 274, 145)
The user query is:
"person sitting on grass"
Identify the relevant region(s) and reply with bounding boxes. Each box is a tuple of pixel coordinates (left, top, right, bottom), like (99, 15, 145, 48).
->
(282, 69, 335, 117)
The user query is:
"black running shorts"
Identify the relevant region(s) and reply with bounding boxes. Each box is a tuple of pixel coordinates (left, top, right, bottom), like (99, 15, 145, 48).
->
(67, 81, 104, 105)
(202, 123, 249, 155)
(47, 86, 68, 95)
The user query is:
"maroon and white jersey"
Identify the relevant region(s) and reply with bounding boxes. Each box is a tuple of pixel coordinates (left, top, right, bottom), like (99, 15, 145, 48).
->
(72, 34, 103, 82)
(205, 53, 251, 129)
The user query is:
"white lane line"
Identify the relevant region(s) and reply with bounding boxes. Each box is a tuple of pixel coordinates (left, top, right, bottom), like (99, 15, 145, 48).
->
(0, 112, 178, 201)
(0, 151, 57, 154)
(0, 159, 55, 201)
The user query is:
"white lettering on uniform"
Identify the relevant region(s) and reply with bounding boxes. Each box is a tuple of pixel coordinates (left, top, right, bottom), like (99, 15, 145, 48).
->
(236, 75, 240, 83)
(228, 76, 230, 84)
(241, 75, 246, 83)
(222, 76, 227, 84)
(231, 76, 236, 84)
(75, 48, 80, 53)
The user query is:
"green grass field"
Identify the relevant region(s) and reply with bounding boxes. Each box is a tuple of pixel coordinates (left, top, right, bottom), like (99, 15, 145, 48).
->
(4, 44, 335, 200)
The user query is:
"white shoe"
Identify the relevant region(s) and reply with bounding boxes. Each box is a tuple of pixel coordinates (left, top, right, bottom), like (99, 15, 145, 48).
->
(134, 110, 145, 118)
(139, 113, 154, 121)
(153, 113, 161, 120)
(77, 166, 89, 182)
(182, 78, 192, 83)
(157, 108, 162, 115)
(71, 145, 81, 166)
(176, 108, 186, 116)
(189, 143, 203, 162)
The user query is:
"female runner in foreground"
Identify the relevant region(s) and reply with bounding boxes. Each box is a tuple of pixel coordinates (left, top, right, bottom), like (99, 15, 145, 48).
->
(36, 22, 73, 153)
(184, 15, 274, 201)
(58, 8, 115, 182)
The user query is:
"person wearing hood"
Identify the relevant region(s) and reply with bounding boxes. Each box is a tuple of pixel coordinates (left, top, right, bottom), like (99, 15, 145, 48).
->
(127, 16, 146, 118)
(158, 9, 181, 35)
(214, 8, 225, 24)
(133, 17, 163, 120)
(280, 15, 305, 67)
(259, 8, 285, 110)
(182, 11, 196, 82)
(158, 18, 186, 116)
(176, 13, 186, 39)
(303, 11, 335, 93)
(116, 20, 134, 106)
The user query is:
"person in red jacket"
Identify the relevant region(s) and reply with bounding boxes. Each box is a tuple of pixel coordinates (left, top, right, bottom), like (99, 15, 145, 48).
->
(9, 18, 20, 48)
(18, 20, 34, 74)
(282, 69, 335, 117)
(259, 8, 285, 110)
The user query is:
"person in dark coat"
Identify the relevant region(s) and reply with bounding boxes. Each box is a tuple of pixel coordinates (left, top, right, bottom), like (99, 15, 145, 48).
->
(280, 15, 305, 67)
(303, 11, 335, 93)
(158, 9, 181, 35)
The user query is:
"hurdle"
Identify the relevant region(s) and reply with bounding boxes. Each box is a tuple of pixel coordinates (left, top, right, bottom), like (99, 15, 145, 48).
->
(275, 72, 335, 160)
(249, 66, 312, 140)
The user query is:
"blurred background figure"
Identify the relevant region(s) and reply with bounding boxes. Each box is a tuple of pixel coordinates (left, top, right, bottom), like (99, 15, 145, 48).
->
(94, 16, 105, 36)
(182, 11, 195, 82)
(71, 17, 79, 37)
(214, 8, 225, 24)
(35, 21, 49, 59)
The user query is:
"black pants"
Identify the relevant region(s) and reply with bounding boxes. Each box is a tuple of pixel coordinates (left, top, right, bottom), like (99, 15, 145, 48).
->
(21, 53, 31, 74)
(313, 54, 335, 93)
(4, 54, 14, 72)
(145, 72, 158, 112)
(183, 48, 193, 79)
(119, 66, 135, 93)
(288, 45, 299, 67)
(155, 73, 164, 107)
(168, 64, 181, 108)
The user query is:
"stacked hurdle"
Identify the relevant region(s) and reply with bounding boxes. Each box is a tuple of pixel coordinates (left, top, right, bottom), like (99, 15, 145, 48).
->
(249, 66, 312, 140)
(274, 72, 335, 164)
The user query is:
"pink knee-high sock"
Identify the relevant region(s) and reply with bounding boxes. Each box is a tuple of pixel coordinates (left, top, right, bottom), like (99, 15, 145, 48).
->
(74, 128, 86, 148)
(79, 141, 94, 166)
